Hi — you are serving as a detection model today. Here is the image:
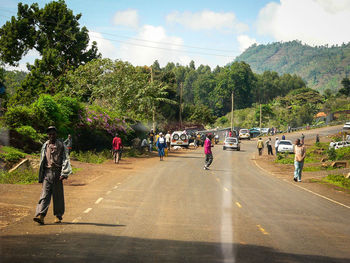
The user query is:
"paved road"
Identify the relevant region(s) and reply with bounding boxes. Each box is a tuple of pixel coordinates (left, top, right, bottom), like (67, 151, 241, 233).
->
(1, 126, 350, 262)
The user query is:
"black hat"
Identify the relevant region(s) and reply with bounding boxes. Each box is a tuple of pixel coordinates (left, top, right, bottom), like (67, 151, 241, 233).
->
(47, 126, 57, 133)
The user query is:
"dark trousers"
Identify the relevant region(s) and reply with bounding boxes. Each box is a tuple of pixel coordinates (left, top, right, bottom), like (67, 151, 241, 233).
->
(258, 148, 263, 155)
(205, 153, 213, 167)
(267, 145, 273, 155)
(35, 169, 65, 218)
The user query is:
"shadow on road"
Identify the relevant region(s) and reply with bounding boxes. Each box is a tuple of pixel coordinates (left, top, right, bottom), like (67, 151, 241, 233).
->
(42, 222, 126, 227)
(1, 233, 348, 263)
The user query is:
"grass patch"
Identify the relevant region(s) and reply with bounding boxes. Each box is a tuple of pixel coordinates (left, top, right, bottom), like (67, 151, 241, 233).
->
(322, 174, 350, 190)
(0, 168, 37, 184)
(275, 153, 294, 164)
(70, 150, 110, 164)
(303, 166, 336, 172)
(72, 166, 82, 174)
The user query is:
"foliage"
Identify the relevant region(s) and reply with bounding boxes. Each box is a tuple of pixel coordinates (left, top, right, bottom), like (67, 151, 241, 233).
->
(70, 150, 110, 164)
(0, 146, 26, 164)
(0, 0, 100, 104)
(15, 125, 43, 142)
(327, 148, 337, 161)
(0, 168, 37, 184)
(235, 40, 350, 93)
(334, 146, 350, 160)
(339, 77, 350, 96)
(323, 174, 350, 190)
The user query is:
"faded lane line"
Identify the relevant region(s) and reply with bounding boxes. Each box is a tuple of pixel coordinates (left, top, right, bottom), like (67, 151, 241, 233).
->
(72, 217, 81, 223)
(235, 202, 242, 208)
(106, 191, 112, 195)
(95, 197, 103, 204)
(253, 158, 350, 210)
(83, 208, 92, 214)
(284, 179, 350, 210)
(113, 186, 119, 189)
(223, 187, 229, 192)
(257, 224, 269, 235)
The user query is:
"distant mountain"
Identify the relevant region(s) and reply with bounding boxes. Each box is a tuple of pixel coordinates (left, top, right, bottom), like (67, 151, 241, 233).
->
(234, 40, 350, 93)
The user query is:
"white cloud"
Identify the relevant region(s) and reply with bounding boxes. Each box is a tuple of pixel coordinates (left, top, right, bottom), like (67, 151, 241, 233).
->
(257, 0, 350, 46)
(4, 49, 40, 72)
(113, 9, 139, 29)
(166, 10, 248, 33)
(89, 32, 119, 59)
(237, 35, 257, 52)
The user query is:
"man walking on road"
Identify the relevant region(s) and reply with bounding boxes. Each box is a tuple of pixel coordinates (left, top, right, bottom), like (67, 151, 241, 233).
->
(266, 138, 273, 155)
(33, 126, 72, 225)
(257, 137, 264, 156)
(148, 130, 155, 152)
(204, 134, 214, 170)
(112, 133, 123, 164)
(294, 138, 306, 182)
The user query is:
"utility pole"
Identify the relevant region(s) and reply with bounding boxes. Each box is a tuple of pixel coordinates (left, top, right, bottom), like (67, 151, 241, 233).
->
(179, 82, 183, 129)
(259, 103, 262, 131)
(231, 91, 234, 132)
(151, 66, 156, 132)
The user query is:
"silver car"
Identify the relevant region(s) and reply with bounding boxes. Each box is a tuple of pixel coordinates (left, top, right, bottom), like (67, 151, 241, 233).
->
(223, 137, 240, 151)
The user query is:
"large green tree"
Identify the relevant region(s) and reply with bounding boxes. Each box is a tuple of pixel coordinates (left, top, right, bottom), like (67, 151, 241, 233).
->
(0, 0, 99, 104)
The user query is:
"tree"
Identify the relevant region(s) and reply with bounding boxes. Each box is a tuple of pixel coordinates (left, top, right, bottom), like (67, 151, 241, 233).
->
(0, 0, 99, 104)
(339, 77, 350, 96)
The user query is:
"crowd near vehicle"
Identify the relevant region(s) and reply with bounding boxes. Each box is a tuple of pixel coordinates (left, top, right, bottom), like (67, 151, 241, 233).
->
(223, 137, 240, 151)
(277, 140, 294, 153)
(171, 131, 189, 148)
(238, 129, 250, 140)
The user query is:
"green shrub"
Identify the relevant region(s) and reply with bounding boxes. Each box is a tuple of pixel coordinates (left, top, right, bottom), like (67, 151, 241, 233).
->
(335, 147, 350, 160)
(4, 105, 33, 128)
(15, 125, 43, 142)
(275, 153, 294, 164)
(0, 146, 26, 164)
(0, 168, 37, 184)
(323, 174, 350, 190)
(327, 148, 337, 161)
(70, 150, 110, 164)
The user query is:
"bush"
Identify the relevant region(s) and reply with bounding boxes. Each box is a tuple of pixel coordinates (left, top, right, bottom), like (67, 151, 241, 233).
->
(327, 148, 337, 161)
(15, 125, 43, 142)
(0, 146, 26, 164)
(70, 150, 110, 164)
(4, 105, 33, 128)
(323, 174, 350, 190)
(335, 146, 350, 160)
(0, 168, 37, 184)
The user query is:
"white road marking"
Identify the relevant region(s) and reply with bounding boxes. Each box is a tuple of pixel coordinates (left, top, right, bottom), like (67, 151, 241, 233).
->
(224, 187, 229, 192)
(254, 158, 350, 210)
(72, 217, 81, 223)
(286, 180, 350, 210)
(95, 197, 103, 204)
(83, 208, 92, 214)
(257, 224, 269, 235)
(106, 191, 112, 195)
(235, 202, 242, 208)
(113, 186, 119, 189)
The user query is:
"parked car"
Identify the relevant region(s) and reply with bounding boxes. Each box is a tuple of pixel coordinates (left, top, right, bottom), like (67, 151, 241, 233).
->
(343, 122, 350, 130)
(238, 129, 250, 140)
(277, 140, 294, 153)
(171, 131, 189, 148)
(223, 137, 240, 151)
(329, 141, 350, 150)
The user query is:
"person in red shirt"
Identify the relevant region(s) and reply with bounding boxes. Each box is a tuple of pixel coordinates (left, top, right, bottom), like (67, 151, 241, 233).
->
(112, 133, 123, 164)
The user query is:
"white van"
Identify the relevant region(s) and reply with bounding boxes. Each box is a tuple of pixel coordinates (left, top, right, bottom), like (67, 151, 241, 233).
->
(171, 131, 189, 148)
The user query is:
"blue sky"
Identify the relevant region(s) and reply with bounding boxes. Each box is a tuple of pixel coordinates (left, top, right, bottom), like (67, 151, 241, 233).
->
(1, 0, 350, 70)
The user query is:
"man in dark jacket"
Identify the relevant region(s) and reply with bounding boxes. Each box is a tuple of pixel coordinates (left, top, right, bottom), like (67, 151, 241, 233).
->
(33, 126, 72, 225)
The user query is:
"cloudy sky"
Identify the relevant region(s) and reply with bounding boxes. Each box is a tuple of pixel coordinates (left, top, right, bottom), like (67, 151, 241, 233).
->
(1, 0, 350, 70)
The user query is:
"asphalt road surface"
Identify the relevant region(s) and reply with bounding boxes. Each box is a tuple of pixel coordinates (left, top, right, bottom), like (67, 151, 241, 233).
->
(1, 125, 350, 263)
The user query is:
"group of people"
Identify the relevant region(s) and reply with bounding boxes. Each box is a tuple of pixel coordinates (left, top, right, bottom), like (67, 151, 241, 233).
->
(257, 136, 285, 156)
(146, 130, 172, 161)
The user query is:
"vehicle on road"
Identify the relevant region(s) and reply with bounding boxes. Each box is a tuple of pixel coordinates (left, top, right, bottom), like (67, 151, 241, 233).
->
(329, 141, 350, 150)
(239, 129, 250, 140)
(277, 140, 294, 153)
(171, 131, 189, 148)
(343, 122, 350, 130)
(223, 137, 240, 151)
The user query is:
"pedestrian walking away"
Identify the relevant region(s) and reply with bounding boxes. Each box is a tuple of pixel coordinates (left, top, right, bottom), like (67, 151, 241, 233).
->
(294, 138, 306, 182)
(156, 132, 166, 161)
(112, 133, 123, 164)
(204, 134, 214, 170)
(266, 137, 273, 155)
(257, 137, 264, 156)
(165, 131, 171, 152)
(33, 126, 72, 225)
(64, 134, 72, 155)
(301, 133, 305, 145)
(316, 134, 320, 144)
(275, 137, 280, 154)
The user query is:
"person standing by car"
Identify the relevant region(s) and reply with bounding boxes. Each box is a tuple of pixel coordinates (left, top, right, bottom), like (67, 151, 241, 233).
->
(165, 131, 171, 152)
(266, 138, 273, 155)
(33, 126, 72, 225)
(282, 134, 286, 140)
(257, 137, 264, 156)
(294, 138, 306, 182)
(275, 137, 280, 154)
(204, 134, 214, 170)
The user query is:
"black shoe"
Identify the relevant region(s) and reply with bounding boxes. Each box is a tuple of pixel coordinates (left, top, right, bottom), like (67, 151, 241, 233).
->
(293, 177, 297, 182)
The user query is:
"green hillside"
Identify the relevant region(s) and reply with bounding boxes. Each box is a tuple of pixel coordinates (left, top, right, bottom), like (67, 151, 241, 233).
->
(235, 40, 350, 93)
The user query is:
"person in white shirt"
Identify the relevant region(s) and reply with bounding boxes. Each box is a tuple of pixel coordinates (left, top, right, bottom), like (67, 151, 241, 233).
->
(275, 137, 279, 154)
(165, 131, 171, 151)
